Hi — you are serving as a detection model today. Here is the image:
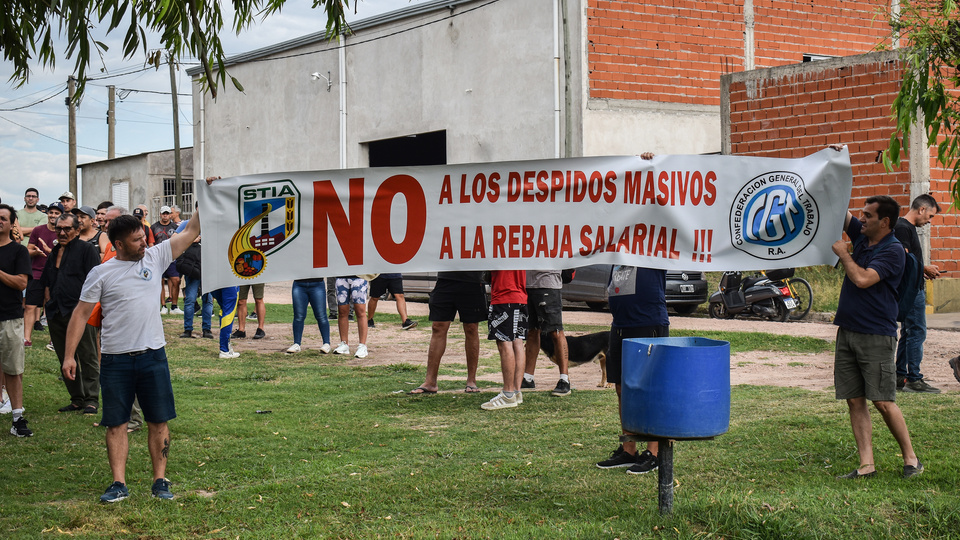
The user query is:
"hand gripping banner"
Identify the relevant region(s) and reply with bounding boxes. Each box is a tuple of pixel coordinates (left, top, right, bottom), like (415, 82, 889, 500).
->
(197, 148, 852, 290)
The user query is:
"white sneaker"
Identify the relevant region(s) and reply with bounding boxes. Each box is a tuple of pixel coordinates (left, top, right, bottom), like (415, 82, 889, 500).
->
(319, 343, 332, 354)
(285, 343, 301, 354)
(45, 341, 55, 351)
(333, 342, 350, 355)
(480, 392, 518, 410)
(160, 306, 169, 315)
(170, 307, 184, 315)
(516, 391, 523, 404)
(39, 315, 47, 326)
(218, 349, 240, 359)
(355, 344, 368, 358)
(0, 399, 11, 415)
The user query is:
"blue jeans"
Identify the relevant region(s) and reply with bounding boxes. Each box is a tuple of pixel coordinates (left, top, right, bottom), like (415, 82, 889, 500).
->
(182, 275, 213, 332)
(292, 279, 331, 345)
(211, 287, 239, 352)
(896, 289, 927, 382)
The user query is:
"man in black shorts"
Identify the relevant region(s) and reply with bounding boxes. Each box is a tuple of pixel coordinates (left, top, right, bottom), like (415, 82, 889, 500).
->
(408, 272, 485, 394)
(367, 273, 417, 330)
(522, 270, 571, 396)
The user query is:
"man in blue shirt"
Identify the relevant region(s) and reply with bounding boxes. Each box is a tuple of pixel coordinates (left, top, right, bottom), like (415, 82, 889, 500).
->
(831, 194, 922, 479)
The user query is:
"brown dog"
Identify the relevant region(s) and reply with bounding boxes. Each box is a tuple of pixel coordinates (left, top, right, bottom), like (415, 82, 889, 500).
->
(539, 331, 611, 387)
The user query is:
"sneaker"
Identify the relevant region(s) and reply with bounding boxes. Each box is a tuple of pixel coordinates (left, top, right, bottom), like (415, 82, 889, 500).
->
(170, 307, 184, 315)
(247, 313, 259, 320)
(10, 417, 33, 437)
(39, 315, 47, 327)
(24, 340, 31, 347)
(202, 330, 215, 339)
(597, 445, 640, 469)
(903, 459, 924, 479)
(100, 481, 129, 503)
(903, 379, 941, 394)
(219, 349, 240, 359)
(33, 321, 44, 332)
(516, 391, 523, 404)
(179, 330, 194, 338)
(367, 319, 375, 328)
(160, 306, 169, 315)
(949, 357, 960, 384)
(285, 343, 301, 354)
(46, 341, 55, 351)
(480, 392, 518, 410)
(520, 378, 536, 389)
(151, 478, 175, 499)
(896, 376, 905, 391)
(401, 319, 418, 330)
(355, 344, 368, 359)
(231, 330, 246, 339)
(626, 450, 659, 475)
(252, 328, 266, 340)
(333, 342, 350, 355)
(0, 399, 11, 414)
(319, 343, 332, 354)
(551, 379, 572, 397)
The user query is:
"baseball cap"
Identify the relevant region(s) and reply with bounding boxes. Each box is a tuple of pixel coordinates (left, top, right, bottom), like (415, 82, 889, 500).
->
(72, 205, 96, 219)
(133, 208, 145, 218)
(47, 202, 65, 213)
(59, 191, 76, 201)
(160, 205, 172, 214)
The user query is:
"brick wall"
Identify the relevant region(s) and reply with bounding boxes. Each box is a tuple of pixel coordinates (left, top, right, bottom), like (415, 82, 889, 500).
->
(587, 0, 890, 107)
(726, 53, 956, 272)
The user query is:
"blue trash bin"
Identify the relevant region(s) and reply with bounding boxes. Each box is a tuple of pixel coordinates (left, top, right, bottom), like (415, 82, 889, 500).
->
(621, 337, 730, 439)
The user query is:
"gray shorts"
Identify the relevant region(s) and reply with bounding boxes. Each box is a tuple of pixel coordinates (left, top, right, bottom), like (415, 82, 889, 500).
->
(834, 327, 897, 402)
(0, 319, 25, 376)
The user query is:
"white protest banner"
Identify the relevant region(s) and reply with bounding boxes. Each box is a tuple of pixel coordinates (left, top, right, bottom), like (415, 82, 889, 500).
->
(197, 148, 851, 290)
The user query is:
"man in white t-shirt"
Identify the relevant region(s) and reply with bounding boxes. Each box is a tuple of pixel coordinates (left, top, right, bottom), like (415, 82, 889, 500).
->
(62, 210, 201, 503)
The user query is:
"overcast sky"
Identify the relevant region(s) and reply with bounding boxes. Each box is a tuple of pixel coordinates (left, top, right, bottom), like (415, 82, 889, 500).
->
(0, 0, 428, 208)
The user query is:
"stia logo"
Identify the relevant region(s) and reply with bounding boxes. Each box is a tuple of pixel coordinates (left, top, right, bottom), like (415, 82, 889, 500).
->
(729, 171, 818, 260)
(228, 179, 301, 279)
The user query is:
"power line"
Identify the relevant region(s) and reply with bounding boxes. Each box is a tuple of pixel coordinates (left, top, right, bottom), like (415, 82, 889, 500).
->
(0, 115, 126, 155)
(0, 87, 67, 112)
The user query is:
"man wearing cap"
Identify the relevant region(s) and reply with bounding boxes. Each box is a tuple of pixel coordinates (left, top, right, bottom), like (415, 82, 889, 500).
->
(132, 206, 155, 247)
(74, 205, 110, 258)
(40, 212, 101, 414)
(59, 191, 77, 213)
(19, 188, 45, 247)
(152, 206, 182, 315)
(23, 202, 61, 346)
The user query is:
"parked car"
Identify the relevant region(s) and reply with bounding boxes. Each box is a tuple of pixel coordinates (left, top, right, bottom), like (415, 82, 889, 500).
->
(561, 264, 708, 314)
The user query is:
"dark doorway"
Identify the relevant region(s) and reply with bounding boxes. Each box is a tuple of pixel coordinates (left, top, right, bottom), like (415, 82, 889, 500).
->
(368, 130, 446, 167)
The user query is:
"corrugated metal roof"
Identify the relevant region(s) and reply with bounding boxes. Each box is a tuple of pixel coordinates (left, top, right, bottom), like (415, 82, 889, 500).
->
(185, 0, 481, 76)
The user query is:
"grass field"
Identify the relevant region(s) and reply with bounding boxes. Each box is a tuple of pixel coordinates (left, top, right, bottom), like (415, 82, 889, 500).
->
(2, 313, 957, 539)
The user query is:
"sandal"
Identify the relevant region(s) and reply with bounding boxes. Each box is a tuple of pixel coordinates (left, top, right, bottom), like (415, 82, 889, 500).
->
(407, 386, 437, 395)
(837, 468, 876, 479)
(464, 385, 481, 393)
(58, 403, 82, 412)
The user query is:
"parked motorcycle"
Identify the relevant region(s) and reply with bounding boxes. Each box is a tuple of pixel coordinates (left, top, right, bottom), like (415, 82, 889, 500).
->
(708, 271, 790, 321)
(764, 268, 814, 321)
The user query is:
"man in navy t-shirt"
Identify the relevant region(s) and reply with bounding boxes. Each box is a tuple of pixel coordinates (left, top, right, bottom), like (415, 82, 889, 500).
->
(831, 194, 922, 480)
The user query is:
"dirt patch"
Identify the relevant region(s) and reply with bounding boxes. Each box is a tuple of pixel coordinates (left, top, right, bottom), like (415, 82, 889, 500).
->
(210, 284, 960, 395)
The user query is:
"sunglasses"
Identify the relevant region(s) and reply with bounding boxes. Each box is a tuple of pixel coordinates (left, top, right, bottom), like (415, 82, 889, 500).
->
(55, 226, 76, 233)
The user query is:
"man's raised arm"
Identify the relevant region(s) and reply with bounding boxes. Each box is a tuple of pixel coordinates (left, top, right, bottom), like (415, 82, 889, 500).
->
(169, 207, 200, 260)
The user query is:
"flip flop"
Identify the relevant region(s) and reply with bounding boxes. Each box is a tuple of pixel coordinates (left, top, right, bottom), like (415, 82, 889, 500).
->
(407, 386, 437, 395)
(464, 385, 481, 393)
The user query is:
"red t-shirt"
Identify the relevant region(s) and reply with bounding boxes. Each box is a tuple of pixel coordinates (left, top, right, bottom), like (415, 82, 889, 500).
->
(490, 270, 526, 305)
(27, 224, 58, 279)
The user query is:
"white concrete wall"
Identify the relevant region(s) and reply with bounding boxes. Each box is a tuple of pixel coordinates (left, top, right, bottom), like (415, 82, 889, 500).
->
(583, 99, 721, 156)
(194, 0, 561, 178)
(79, 148, 193, 212)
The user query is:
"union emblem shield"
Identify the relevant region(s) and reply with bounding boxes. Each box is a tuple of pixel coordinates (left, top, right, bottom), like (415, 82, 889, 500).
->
(228, 179, 301, 279)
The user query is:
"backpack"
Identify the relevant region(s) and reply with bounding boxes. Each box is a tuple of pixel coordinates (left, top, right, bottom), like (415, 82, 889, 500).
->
(175, 242, 202, 280)
(855, 234, 921, 322)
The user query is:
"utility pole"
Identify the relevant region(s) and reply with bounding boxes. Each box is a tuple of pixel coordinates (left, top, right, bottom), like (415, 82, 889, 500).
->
(67, 76, 77, 195)
(107, 85, 116, 159)
(169, 54, 182, 209)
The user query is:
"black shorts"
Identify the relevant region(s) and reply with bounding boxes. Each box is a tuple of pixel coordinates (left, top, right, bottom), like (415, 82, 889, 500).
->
(607, 325, 670, 385)
(370, 276, 404, 298)
(428, 279, 487, 324)
(25, 280, 44, 307)
(487, 303, 528, 342)
(526, 288, 563, 333)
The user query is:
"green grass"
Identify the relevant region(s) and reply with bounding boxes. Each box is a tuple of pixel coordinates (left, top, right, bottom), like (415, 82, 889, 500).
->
(2, 323, 957, 539)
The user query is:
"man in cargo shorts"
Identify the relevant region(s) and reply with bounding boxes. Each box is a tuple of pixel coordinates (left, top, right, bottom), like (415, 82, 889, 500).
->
(521, 270, 571, 396)
(831, 195, 922, 479)
(234, 283, 266, 339)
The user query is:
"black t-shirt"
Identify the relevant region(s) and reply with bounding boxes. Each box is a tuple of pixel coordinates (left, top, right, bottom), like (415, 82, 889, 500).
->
(151, 221, 178, 244)
(0, 241, 31, 321)
(894, 217, 924, 290)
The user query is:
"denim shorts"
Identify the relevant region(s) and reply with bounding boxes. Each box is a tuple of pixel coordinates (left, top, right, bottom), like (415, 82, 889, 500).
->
(100, 347, 177, 427)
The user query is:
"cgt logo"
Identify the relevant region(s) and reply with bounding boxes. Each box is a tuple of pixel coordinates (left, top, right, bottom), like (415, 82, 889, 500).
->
(228, 179, 301, 279)
(729, 171, 818, 260)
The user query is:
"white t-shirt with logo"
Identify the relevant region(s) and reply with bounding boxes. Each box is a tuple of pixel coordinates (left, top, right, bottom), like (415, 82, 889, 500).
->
(80, 242, 173, 354)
